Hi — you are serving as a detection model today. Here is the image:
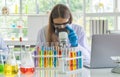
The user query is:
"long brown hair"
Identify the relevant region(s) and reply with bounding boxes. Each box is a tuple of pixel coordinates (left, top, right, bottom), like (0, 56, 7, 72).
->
(47, 4, 73, 43)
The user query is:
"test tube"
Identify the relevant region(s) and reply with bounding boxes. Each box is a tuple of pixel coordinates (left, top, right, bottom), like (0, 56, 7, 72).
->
(47, 47, 50, 68)
(64, 47, 68, 71)
(56, 46, 59, 66)
(69, 48, 73, 71)
(77, 51, 82, 69)
(36, 42, 40, 67)
(73, 48, 77, 70)
(44, 46, 48, 68)
(49, 45, 53, 68)
(53, 46, 57, 68)
(76, 51, 79, 69)
(15, 4, 18, 14)
(41, 45, 44, 68)
(38, 47, 42, 67)
(58, 47, 62, 58)
(34, 50, 37, 67)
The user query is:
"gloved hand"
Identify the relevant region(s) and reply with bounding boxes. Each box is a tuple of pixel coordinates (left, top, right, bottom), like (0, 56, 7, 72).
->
(66, 24, 78, 47)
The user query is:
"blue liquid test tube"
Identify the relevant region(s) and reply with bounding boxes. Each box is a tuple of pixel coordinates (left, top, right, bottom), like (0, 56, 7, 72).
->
(77, 51, 82, 68)
(53, 49, 57, 67)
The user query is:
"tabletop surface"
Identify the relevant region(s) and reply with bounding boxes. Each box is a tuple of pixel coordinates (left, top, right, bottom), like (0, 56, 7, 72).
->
(0, 67, 120, 77)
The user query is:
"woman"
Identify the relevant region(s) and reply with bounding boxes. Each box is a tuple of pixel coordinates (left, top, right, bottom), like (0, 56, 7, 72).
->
(37, 4, 90, 65)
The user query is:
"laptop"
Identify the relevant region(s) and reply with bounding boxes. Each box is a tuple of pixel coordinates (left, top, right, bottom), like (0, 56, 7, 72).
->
(85, 34, 120, 68)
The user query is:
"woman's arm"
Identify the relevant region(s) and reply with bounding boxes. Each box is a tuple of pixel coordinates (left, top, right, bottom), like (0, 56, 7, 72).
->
(77, 26, 90, 65)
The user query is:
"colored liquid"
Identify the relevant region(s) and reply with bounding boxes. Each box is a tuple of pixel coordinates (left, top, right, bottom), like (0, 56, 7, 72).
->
(20, 67, 35, 75)
(69, 52, 73, 70)
(79, 58, 82, 68)
(25, 4, 28, 14)
(58, 50, 62, 58)
(54, 50, 57, 67)
(49, 50, 53, 68)
(39, 50, 43, 67)
(15, 4, 18, 14)
(4, 64, 18, 77)
(73, 52, 77, 70)
(77, 51, 82, 68)
(44, 51, 48, 68)
(0, 64, 4, 74)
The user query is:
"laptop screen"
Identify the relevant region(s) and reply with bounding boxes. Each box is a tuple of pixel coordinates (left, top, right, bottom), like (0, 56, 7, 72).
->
(90, 34, 120, 68)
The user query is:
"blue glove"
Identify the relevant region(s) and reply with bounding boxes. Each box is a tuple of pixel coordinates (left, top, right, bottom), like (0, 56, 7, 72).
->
(66, 25, 78, 47)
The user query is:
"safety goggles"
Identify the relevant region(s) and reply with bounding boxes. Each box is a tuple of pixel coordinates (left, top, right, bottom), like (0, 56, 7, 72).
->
(54, 22, 69, 28)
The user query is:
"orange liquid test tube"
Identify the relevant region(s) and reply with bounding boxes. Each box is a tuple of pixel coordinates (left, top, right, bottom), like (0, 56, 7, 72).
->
(44, 50, 48, 68)
(69, 51, 73, 71)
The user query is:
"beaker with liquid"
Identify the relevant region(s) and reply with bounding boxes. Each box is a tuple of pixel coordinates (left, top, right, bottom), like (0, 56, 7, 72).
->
(20, 52, 35, 76)
(4, 51, 19, 77)
(0, 50, 4, 74)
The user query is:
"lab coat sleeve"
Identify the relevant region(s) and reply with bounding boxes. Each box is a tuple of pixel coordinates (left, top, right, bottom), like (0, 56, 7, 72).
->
(36, 29, 42, 47)
(76, 26, 91, 65)
(77, 44, 90, 65)
(36, 26, 46, 47)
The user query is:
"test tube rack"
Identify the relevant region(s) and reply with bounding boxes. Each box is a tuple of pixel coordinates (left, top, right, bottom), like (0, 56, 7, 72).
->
(33, 45, 83, 73)
(33, 46, 61, 69)
(58, 48, 83, 74)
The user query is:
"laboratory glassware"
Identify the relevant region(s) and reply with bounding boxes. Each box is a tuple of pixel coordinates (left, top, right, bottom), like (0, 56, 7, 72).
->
(4, 51, 18, 77)
(20, 52, 35, 75)
(0, 50, 4, 74)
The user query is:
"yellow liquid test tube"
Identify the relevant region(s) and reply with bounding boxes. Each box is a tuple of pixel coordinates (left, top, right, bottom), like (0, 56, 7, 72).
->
(73, 52, 77, 70)
(49, 50, 53, 68)
(39, 50, 42, 68)
(15, 4, 18, 14)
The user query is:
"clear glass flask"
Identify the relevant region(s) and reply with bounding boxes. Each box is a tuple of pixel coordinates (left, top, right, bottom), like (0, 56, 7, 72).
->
(4, 51, 18, 77)
(20, 51, 35, 76)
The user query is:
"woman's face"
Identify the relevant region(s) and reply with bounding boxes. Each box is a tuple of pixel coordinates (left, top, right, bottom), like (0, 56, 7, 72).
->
(53, 17, 69, 29)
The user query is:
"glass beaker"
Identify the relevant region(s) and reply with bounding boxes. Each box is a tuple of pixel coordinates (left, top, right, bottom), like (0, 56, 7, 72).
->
(0, 50, 4, 74)
(4, 51, 18, 77)
(20, 52, 35, 76)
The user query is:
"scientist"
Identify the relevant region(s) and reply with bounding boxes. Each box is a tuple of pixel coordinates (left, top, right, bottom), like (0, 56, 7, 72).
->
(37, 4, 90, 65)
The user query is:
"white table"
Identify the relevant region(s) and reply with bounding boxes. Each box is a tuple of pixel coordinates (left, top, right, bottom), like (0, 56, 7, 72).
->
(0, 67, 120, 77)
(83, 68, 120, 77)
(21, 67, 120, 77)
